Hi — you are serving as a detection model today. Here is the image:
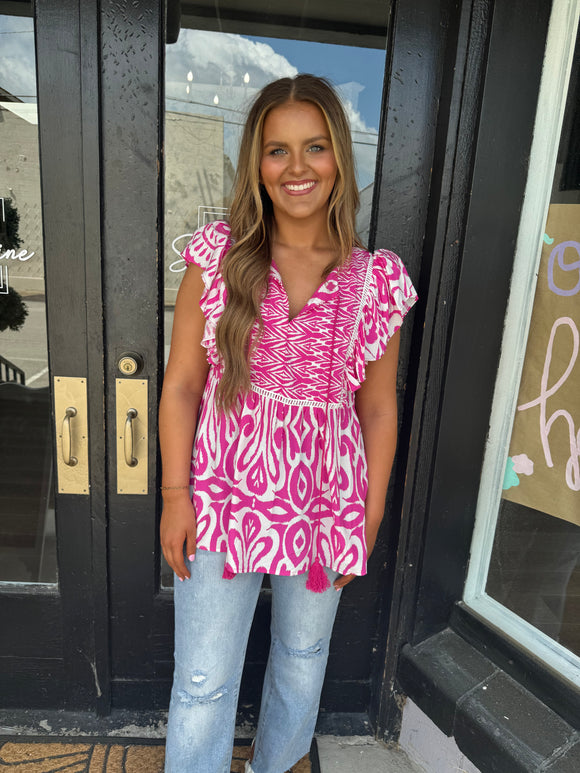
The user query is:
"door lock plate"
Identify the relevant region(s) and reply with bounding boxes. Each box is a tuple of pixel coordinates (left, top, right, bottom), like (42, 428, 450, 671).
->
(116, 378, 148, 494)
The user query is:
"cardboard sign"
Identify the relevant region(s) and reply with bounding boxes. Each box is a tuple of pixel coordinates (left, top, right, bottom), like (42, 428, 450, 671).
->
(502, 204, 580, 525)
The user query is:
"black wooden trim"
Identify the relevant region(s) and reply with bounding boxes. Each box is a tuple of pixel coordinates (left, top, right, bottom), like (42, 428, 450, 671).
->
(182, 4, 382, 37)
(0, 735, 167, 744)
(0, 0, 31, 15)
(319, 680, 371, 714)
(450, 603, 580, 731)
(372, 0, 494, 741)
(110, 679, 171, 709)
(1, 592, 61, 656)
(0, 659, 65, 708)
(0, 705, 372, 739)
(398, 628, 496, 735)
(412, 0, 552, 640)
(179, 2, 387, 48)
(398, 628, 580, 771)
(0, 707, 169, 736)
(30, 0, 98, 711)
(386, 0, 577, 754)
(315, 713, 372, 736)
(155, 0, 168, 594)
(166, 0, 181, 43)
(79, 0, 111, 716)
(99, 0, 166, 687)
(368, 0, 481, 740)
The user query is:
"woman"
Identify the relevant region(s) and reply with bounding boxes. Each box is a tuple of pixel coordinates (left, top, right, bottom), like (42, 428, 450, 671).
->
(159, 74, 417, 773)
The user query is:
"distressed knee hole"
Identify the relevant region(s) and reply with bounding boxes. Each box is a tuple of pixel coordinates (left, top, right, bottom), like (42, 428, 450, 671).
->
(277, 636, 326, 658)
(176, 669, 228, 705)
(177, 684, 228, 705)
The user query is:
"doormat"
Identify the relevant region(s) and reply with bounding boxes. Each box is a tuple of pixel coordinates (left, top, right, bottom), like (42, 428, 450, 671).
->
(0, 739, 318, 772)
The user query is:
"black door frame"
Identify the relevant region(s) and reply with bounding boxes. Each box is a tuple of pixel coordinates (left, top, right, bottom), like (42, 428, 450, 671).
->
(99, 0, 166, 710)
(379, 0, 580, 748)
(368, 0, 467, 737)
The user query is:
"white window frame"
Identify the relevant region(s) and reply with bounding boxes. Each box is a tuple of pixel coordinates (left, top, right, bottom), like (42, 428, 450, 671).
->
(463, 0, 580, 689)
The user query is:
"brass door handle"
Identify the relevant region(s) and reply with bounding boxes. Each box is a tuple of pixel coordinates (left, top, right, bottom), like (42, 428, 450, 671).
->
(62, 406, 78, 467)
(124, 408, 138, 467)
(116, 378, 147, 494)
(54, 377, 88, 494)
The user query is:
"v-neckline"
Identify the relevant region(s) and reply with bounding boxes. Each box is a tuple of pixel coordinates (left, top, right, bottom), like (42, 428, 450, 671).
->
(270, 259, 337, 322)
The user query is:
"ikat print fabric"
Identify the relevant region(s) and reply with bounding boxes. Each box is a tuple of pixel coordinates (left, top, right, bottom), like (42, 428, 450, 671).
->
(181, 221, 417, 581)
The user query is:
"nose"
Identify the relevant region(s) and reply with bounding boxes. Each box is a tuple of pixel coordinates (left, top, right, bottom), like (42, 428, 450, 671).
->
(287, 150, 307, 176)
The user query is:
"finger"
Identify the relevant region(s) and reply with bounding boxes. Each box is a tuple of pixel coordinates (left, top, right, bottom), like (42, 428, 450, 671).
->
(333, 574, 355, 590)
(186, 528, 197, 566)
(170, 539, 189, 582)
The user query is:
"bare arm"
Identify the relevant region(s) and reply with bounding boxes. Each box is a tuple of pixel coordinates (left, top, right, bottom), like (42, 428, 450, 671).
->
(158, 262, 210, 581)
(334, 330, 400, 590)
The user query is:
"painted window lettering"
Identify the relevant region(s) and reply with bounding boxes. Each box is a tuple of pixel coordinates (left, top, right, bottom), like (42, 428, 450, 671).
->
(547, 240, 580, 297)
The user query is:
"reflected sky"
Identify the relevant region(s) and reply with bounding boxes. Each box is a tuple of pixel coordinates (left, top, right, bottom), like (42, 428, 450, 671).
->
(0, 16, 36, 101)
(166, 29, 384, 188)
(0, 15, 384, 188)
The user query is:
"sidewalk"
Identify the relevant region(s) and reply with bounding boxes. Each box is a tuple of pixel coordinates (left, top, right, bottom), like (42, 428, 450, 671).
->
(317, 736, 424, 773)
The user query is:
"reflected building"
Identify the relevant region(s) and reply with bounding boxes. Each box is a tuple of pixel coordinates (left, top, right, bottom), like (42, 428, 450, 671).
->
(164, 109, 235, 306)
(0, 93, 44, 298)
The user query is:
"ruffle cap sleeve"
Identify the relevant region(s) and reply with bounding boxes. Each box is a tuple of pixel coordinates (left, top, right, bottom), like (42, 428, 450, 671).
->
(180, 220, 231, 362)
(347, 249, 417, 390)
(181, 220, 231, 295)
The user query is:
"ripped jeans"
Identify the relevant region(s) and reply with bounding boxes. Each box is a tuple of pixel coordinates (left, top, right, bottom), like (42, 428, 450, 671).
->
(165, 550, 342, 773)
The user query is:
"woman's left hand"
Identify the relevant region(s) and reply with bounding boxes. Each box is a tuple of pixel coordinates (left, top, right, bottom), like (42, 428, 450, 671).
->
(333, 526, 379, 590)
(333, 572, 356, 590)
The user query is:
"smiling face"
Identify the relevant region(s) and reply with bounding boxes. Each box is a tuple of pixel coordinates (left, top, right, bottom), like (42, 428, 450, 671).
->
(259, 100, 338, 228)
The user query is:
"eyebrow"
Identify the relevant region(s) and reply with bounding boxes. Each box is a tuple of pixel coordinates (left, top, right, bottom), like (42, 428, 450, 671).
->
(263, 135, 330, 149)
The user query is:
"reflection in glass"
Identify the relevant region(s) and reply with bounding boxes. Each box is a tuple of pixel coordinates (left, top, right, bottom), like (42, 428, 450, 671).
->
(486, 29, 580, 655)
(0, 13, 56, 584)
(162, 20, 387, 587)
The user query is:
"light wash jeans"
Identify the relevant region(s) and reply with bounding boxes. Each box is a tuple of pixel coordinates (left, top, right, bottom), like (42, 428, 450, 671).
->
(165, 550, 342, 773)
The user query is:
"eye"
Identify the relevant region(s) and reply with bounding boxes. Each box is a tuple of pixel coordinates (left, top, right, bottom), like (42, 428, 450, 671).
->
(308, 144, 324, 153)
(268, 147, 286, 156)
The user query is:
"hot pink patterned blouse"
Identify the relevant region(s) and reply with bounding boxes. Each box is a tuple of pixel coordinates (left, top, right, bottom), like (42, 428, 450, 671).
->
(181, 221, 417, 583)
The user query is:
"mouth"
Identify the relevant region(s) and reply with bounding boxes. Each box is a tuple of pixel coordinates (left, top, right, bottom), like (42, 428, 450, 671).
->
(282, 180, 317, 194)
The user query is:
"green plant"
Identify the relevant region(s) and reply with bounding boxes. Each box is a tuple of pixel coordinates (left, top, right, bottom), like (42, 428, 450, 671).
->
(0, 286, 28, 332)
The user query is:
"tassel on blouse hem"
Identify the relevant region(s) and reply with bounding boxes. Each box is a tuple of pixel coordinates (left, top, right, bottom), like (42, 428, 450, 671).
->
(305, 558, 330, 593)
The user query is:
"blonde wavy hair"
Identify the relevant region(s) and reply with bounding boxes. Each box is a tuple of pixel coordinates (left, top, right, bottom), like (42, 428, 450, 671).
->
(215, 74, 362, 412)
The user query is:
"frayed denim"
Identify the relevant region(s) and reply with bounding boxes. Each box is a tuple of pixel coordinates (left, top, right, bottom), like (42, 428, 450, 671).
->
(165, 550, 342, 773)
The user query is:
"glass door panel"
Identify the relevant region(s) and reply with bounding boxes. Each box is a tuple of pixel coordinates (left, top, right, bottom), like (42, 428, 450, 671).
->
(0, 0, 101, 711)
(163, 10, 388, 586)
(0, 11, 56, 584)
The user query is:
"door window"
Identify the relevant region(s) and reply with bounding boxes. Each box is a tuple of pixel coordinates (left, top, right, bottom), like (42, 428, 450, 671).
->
(0, 10, 56, 584)
(162, 6, 389, 586)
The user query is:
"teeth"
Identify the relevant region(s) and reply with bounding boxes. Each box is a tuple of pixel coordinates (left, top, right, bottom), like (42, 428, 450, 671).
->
(285, 182, 315, 191)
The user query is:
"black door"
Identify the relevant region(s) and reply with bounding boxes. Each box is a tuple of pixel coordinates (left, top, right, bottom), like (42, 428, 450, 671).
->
(0, 0, 107, 709)
(104, 0, 395, 717)
(1, 0, 429, 724)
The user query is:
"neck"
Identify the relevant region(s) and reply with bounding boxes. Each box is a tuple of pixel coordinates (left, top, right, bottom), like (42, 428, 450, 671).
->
(271, 210, 333, 250)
